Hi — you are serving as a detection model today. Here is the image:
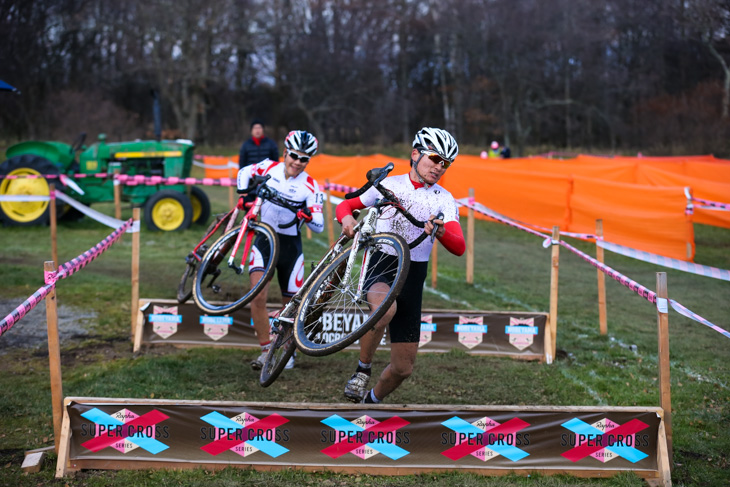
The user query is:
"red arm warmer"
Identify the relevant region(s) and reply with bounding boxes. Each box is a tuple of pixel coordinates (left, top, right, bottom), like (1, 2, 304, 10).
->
(336, 197, 366, 223)
(439, 221, 466, 256)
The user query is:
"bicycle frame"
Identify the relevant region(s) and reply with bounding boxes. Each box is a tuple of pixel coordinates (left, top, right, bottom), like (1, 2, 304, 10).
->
(189, 207, 240, 263)
(226, 196, 264, 273)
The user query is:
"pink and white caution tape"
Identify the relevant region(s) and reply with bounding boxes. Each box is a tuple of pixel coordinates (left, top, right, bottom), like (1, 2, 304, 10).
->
(322, 182, 360, 193)
(560, 240, 730, 340)
(692, 196, 730, 211)
(559, 241, 658, 303)
(114, 174, 235, 187)
(455, 198, 551, 241)
(0, 218, 133, 338)
(598, 240, 730, 281)
(0, 283, 55, 337)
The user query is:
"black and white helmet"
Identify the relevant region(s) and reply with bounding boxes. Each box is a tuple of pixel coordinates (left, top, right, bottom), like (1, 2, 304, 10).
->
(412, 127, 458, 163)
(284, 130, 318, 156)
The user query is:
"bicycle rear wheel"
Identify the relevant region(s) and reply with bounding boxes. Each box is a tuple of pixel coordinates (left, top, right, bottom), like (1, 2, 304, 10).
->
(294, 232, 410, 356)
(192, 222, 279, 315)
(259, 310, 296, 387)
(177, 216, 228, 303)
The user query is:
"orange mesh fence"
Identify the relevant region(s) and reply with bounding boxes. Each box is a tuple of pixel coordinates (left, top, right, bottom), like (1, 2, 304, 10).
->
(201, 156, 238, 179)
(203, 152, 729, 261)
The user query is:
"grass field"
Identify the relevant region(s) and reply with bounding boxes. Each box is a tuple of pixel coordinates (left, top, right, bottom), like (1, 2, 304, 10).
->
(0, 179, 728, 486)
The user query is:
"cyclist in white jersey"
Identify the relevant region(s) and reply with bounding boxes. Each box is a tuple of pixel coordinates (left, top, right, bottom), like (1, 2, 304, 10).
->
(236, 130, 325, 371)
(336, 127, 466, 403)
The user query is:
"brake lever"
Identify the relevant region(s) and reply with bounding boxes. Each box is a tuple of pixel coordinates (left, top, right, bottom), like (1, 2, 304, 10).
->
(430, 212, 444, 243)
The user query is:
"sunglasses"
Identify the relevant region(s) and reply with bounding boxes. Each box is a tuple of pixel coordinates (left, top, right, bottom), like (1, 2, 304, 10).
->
(288, 151, 310, 163)
(421, 150, 452, 169)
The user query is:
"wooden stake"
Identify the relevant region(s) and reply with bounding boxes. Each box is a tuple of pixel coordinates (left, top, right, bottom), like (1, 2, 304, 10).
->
(113, 166, 122, 219)
(131, 208, 140, 338)
(548, 226, 560, 364)
(466, 188, 475, 284)
(325, 179, 334, 246)
(596, 219, 607, 335)
(431, 241, 438, 289)
(44, 261, 63, 454)
(50, 184, 58, 266)
(656, 272, 673, 465)
(228, 164, 235, 210)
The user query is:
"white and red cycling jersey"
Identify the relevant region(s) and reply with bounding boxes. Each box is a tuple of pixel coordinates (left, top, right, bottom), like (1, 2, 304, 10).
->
(237, 159, 324, 236)
(336, 172, 465, 262)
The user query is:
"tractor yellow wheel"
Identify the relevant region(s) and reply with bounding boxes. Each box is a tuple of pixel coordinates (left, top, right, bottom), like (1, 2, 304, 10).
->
(0, 155, 60, 226)
(190, 185, 211, 225)
(144, 190, 193, 232)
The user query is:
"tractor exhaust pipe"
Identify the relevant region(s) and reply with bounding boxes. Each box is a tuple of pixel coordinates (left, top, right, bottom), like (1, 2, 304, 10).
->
(151, 90, 162, 141)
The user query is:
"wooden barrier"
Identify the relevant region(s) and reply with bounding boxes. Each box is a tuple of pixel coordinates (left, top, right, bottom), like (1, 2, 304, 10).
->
(54, 397, 671, 485)
(44, 261, 63, 454)
(596, 219, 607, 335)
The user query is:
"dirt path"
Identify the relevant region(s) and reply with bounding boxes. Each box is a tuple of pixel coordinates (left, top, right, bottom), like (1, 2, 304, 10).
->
(0, 299, 97, 355)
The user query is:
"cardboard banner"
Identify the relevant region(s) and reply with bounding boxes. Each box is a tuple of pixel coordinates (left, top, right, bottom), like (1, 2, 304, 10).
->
(135, 299, 548, 360)
(57, 397, 667, 483)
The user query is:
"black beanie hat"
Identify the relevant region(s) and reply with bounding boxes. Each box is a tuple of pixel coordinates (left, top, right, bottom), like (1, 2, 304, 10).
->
(250, 119, 265, 129)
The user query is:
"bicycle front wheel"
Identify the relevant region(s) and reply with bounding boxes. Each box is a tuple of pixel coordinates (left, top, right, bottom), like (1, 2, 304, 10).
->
(259, 309, 296, 387)
(294, 232, 410, 356)
(192, 222, 279, 315)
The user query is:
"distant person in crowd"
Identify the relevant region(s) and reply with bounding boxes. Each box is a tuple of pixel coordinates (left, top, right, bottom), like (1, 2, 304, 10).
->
(487, 140, 511, 159)
(239, 119, 280, 169)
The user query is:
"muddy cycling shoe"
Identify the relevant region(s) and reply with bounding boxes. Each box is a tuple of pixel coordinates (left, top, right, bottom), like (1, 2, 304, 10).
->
(250, 350, 269, 371)
(344, 371, 370, 403)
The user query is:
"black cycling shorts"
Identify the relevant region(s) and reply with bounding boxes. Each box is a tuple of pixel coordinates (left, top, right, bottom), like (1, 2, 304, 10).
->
(364, 251, 428, 343)
(251, 233, 304, 298)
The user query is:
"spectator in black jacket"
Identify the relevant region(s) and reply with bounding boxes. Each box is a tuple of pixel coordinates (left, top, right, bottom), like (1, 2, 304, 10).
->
(239, 119, 280, 169)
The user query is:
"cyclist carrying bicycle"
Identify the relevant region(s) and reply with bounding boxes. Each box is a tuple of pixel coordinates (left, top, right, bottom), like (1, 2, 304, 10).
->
(237, 130, 325, 371)
(336, 127, 466, 403)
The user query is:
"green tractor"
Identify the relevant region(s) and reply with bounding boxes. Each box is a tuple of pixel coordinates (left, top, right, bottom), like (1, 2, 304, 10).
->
(0, 90, 210, 231)
(0, 133, 210, 231)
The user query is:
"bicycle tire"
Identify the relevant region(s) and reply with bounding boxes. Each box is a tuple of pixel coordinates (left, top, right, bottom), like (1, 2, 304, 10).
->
(192, 222, 279, 315)
(259, 311, 296, 387)
(294, 232, 410, 356)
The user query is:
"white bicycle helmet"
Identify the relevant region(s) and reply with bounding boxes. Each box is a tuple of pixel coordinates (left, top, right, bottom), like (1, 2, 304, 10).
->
(284, 130, 318, 156)
(412, 127, 458, 163)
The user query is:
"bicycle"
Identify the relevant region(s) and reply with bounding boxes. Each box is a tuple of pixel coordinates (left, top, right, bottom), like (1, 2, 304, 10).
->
(191, 174, 309, 315)
(259, 162, 442, 387)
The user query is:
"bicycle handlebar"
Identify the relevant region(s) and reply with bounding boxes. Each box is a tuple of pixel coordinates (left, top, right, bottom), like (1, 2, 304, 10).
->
(345, 163, 445, 249)
(237, 173, 309, 229)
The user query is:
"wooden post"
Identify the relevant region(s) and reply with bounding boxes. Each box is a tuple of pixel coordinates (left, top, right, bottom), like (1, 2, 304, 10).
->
(228, 163, 235, 210)
(548, 226, 560, 364)
(306, 226, 312, 240)
(113, 166, 122, 219)
(596, 219, 607, 335)
(131, 208, 140, 338)
(466, 188, 475, 284)
(325, 179, 334, 246)
(431, 241, 438, 289)
(49, 184, 58, 266)
(656, 272, 673, 465)
(44, 261, 63, 454)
